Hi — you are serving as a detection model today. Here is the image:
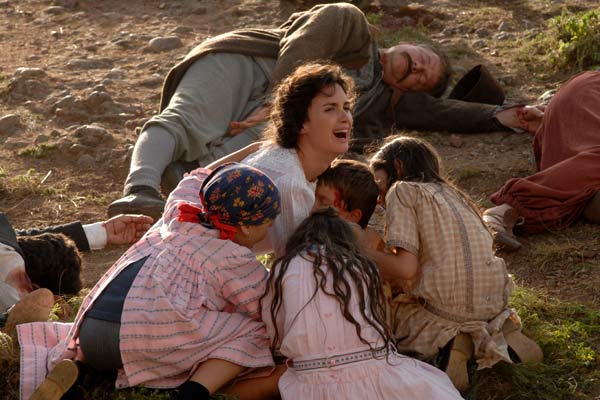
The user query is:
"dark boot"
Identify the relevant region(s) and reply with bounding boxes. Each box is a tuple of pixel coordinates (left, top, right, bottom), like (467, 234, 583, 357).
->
(107, 186, 165, 220)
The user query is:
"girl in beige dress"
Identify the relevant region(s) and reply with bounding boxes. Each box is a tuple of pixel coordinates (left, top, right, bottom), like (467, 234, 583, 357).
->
(365, 135, 542, 391)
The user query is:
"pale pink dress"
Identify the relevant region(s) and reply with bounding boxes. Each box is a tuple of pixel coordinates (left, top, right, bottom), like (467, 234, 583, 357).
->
(261, 253, 463, 400)
(17, 168, 273, 400)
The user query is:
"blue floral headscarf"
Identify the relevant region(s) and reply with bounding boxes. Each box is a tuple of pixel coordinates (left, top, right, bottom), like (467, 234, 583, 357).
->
(178, 163, 280, 240)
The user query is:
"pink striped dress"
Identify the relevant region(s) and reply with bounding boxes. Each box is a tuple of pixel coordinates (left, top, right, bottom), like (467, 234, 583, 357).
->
(18, 168, 274, 399)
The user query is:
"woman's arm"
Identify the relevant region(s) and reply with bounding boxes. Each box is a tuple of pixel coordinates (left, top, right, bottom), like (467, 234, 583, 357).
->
(205, 141, 265, 170)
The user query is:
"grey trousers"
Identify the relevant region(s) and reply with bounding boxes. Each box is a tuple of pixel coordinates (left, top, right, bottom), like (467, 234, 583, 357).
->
(125, 53, 275, 192)
(79, 316, 123, 371)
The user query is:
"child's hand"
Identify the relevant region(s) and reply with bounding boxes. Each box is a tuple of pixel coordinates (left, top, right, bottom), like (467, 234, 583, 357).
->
(103, 214, 154, 245)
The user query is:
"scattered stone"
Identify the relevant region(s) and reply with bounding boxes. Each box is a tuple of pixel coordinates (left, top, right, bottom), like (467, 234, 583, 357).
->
(449, 134, 463, 148)
(72, 124, 112, 146)
(7, 77, 51, 102)
(472, 39, 486, 49)
(494, 31, 515, 41)
(171, 26, 193, 34)
(52, 0, 78, 9)
(50, 129, 62, 138)
(537, 89, 555, 105)
(474, 28, 490, 38)
(34, 134, 49, 144)
(76, 153, 95, 168)
(498, 74, 516, 86)
(497, 21, 512, 31)
(0, 114, 23, 136)
(45, 6, 66, 15)
(139, 75, 163, 88)
(4, 138, 28, 150)
(14, 67, 47, 80)
(105, 68, 126, 79)
(147, 36, 183, 52)
(65, 58, 114, 70)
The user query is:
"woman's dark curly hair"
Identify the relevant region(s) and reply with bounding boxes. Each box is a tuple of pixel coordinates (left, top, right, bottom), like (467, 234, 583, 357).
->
(262, 207, 391, 353)
(266, 62, 356, 148)
(18, 233, 82, 295)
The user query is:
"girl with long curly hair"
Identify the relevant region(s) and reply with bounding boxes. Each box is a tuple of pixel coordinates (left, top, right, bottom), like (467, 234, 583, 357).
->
(261, 207, 462, 399)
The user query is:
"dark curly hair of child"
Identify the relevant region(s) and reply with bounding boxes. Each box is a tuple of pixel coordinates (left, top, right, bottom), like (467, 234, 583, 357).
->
(17, 233, 83, 295)
(263, 207, 392, 353)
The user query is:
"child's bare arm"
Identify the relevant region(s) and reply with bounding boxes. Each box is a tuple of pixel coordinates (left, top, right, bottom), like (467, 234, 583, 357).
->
(362, 246, 418, 282)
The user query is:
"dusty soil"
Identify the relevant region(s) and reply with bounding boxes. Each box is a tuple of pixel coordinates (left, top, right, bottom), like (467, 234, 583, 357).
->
(1, 0, 599, 398)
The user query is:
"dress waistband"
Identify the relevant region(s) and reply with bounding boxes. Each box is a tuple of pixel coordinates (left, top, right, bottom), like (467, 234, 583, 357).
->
(289, 346, 388, 372)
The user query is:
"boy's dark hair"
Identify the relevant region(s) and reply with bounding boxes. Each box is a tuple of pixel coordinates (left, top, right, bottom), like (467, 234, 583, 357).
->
(17, 233, 82, 295)
(317, 159, 378, 228)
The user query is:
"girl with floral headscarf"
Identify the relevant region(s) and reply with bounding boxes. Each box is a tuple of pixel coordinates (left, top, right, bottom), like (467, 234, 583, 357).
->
(19, 163, 281, 400)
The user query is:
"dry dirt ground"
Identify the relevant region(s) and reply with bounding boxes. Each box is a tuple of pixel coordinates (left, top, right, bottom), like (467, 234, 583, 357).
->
(1, 0, 599, 399)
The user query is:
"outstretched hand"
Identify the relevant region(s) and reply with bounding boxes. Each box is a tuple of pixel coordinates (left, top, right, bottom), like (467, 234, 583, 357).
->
(496, 105, 545, 134)
(517, 105, 544, 134)
(103, 214, 154, 245)
(229, 106, 270, 135)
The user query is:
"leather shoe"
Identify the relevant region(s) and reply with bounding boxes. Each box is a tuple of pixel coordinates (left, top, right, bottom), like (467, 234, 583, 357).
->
(107, 186, 165, 220)
(30, 359, 79, 400)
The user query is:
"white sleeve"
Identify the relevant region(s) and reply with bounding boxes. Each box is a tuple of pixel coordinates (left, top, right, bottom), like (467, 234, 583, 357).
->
(82, 222, 107, 250)
(252, 176, 315, 256)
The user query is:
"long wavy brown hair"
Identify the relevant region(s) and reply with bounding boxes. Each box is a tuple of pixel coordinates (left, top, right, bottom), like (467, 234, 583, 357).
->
(262, 207, 391, 352)
(370, 135, 483, 218)
(266, 62, 356, 149)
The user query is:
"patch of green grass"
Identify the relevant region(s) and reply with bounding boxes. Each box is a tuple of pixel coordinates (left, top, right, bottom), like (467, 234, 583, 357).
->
(451, 166, 484, 182)
(467, 286, 600, 400)
(379, 26, 433, 48)
(18, 143, 57, 159)
(550, 8, 600, 71)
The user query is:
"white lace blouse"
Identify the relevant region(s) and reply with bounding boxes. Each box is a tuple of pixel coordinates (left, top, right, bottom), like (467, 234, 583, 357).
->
(242, 143, 316, 256)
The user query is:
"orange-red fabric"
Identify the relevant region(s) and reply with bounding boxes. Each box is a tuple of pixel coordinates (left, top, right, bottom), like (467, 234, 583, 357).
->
(491, 71, 600, 233)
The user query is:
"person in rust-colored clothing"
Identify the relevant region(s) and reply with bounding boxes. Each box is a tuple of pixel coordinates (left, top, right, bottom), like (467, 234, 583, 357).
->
(484, 71, 600, 250)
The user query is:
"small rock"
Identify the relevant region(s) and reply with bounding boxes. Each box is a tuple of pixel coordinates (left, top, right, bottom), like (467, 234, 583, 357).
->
(171, 26, 193, 34)
(65, 58, 114, 70)
(34, 134, 49, 144)
(472, 39, 486, 48)
(0, 114, 23, 136)
(45, 6, 66, 14)
(474, 28, 490, 38)
(8, 78, 50, 101)
(14, 67, 47, 80)
(4, 138, 28, 150)
(497, 21, 512, 31)
(52, 0, 78, 8)
(494, 32, 515, 41)
(192, 6, 207, 15)
(449, 134, 463, 148)
(498, 74, 516, 86)
(72, 124, 110, 146)
(77, 154, 95, 168)
(147, 36, 183, 52)
(105, 68, 126, 79)
(538, 89, 556, 105)
(139, 75, 163, 88)
(582, 250, 597, 259)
